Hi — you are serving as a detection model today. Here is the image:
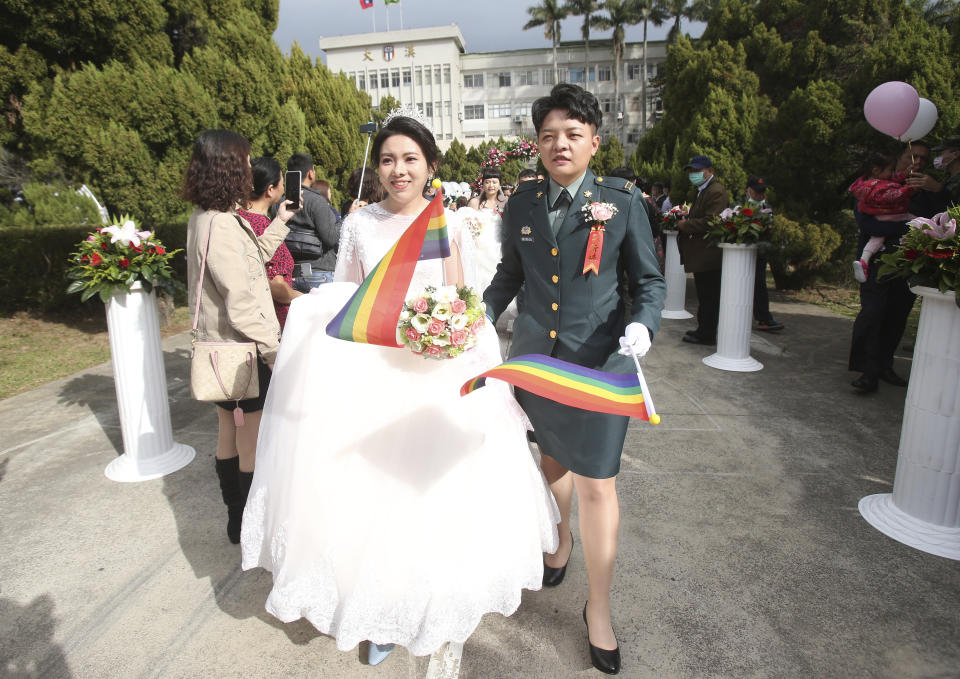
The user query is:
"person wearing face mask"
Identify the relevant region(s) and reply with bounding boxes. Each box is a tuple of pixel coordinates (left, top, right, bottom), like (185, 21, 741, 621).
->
(676, 154, 729, 345)
(931, 136, 960, 205)
(744, 177, 783, 331)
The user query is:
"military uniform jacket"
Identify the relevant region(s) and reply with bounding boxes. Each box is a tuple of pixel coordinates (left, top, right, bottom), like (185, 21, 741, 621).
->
(485, 168, 665, 369)
(677, 178, 728, 272)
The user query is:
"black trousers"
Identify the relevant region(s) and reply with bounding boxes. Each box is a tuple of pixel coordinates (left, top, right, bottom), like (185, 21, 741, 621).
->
(693, 268, 722, 341)
(753, 256, 774, 323)
(848, 267, 915, 377)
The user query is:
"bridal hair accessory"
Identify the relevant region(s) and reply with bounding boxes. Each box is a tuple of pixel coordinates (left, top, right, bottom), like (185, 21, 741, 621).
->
(383, 104, 434, 134)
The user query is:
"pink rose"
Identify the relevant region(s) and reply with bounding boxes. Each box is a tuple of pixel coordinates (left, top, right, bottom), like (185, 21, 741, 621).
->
(412, 297, 429, 313)
(469, 318, 485, 335)
(405, 327, 420, 341)
(450, 329, 468, 346)
(590, 203, 614, 222)
(428, 318, 446, 335)
(425, 345, 443, 356)
(450, 297, 467, 314)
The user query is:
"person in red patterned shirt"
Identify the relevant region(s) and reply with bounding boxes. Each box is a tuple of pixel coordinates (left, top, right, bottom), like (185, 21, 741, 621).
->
(238, 157, 302, 330)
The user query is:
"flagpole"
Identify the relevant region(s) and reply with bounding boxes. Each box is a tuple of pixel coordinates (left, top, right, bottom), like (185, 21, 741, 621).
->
(628, 346, 660, 424)
(386, 3, 390, 32)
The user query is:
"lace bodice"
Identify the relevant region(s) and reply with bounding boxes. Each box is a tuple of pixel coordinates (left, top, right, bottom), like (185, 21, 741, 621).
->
(334, 202, 477, 294)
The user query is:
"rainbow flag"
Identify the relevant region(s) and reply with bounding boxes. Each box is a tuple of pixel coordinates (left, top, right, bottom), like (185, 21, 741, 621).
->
(460, 354, 649, 420)
(326, 191, 449, 346)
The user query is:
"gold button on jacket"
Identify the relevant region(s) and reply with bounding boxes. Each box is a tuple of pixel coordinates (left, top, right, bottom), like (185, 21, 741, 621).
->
(551, 274, 559, 283)
(549, 330, 557, 338)
(551, 302, 559, 310)
(551, 248, 558, 256)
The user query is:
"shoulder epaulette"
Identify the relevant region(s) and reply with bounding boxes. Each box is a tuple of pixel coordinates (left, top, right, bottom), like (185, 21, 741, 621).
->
(595, 176, 633, 193)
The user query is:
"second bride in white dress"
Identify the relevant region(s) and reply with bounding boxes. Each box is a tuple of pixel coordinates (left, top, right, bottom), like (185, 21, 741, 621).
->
(241, 115, 559, 662)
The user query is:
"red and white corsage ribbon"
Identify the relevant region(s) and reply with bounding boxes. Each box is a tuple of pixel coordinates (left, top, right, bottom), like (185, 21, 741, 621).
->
(580, 201, 618, 275)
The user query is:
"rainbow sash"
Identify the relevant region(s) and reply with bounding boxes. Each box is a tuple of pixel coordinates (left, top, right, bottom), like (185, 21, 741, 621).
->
(460, 354, 649, 419)
(326, 192, 449, 346)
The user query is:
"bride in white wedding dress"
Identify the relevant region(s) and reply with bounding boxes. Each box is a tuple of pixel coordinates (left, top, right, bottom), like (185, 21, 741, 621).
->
(240, 115, 559, 664)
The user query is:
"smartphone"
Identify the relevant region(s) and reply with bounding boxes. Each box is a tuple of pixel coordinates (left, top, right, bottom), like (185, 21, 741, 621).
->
(284, 171, 302, 210)
(360, 122, 377, 134)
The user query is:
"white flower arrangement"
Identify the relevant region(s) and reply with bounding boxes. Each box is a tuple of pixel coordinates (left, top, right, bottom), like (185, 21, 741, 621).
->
(398, 285, 487, 359)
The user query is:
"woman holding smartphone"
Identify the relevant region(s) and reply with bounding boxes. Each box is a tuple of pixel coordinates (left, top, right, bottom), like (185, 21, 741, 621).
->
(183, 130, 294, 544)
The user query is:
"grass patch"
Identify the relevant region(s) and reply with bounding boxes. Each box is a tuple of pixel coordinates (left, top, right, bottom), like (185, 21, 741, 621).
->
(0, 304, 191, 400)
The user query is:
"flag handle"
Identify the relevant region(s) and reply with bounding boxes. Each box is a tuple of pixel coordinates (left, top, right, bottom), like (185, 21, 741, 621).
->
(357, 127, 374, 205)
(628, 347, 660, 425)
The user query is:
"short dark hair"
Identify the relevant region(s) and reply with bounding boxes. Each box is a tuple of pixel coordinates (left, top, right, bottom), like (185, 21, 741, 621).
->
(481, 168, 501, 181)
(249, 157, 282, 202)
(858, 151, 895, 179)
(532, 83, 602, 135)
(371, 116, 441, 172)
(287, 153, 314, 176)
(182, 129, 251, 212)
(652, 181, 665, 192)
(517, 168, 538, 181)
(609, 166, 635, 181)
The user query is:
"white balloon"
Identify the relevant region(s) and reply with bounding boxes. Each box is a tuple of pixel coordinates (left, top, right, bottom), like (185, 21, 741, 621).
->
(900, 98, 938, 142)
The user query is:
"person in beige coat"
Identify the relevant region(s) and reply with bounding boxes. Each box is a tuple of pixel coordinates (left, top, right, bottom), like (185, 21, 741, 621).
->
(676, 154, 729, 345)
(183, 129, 295, 544)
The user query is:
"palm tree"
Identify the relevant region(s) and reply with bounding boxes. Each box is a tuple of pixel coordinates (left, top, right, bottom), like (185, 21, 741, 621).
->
(661, 0, 695, 41)
(594, 0, 641, 141)
(524, 0, 570, 86)
(636, 0, 667, 133)
(564, 0, 601, 92)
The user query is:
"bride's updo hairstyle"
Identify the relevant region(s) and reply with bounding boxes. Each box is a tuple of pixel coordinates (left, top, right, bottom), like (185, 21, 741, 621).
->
(372, 115, 441, 174)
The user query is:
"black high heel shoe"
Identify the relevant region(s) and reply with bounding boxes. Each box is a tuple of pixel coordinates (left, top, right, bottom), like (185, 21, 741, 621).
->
(583, 601, 620, 675)
(542, 533, 573, 587)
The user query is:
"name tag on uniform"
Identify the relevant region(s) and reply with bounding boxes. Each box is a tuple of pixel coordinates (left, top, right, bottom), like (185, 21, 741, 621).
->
(520, 225, 534, 242)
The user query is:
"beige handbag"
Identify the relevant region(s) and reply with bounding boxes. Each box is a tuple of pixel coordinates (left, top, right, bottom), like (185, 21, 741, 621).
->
(189, 215, 260, 425)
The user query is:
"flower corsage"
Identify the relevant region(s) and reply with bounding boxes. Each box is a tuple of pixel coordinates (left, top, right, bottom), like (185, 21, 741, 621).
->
(580, 201, 619, 275)
(398, 285, 487, 359)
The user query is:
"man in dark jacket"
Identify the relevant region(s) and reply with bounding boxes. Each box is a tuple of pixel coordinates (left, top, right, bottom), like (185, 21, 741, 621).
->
(676, 154, 729, 344)
(284, 153, 341, 292)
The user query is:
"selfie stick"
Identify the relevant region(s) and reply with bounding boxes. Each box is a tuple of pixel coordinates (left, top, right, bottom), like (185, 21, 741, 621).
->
(357, 122, 375, 203)
(628, 345, 660, 425)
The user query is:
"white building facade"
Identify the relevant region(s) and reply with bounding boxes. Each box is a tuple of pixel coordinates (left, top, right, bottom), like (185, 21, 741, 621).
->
(320, 25, 666, 154)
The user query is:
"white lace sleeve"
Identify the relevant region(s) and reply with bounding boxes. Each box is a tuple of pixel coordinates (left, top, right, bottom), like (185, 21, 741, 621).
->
(334, 212, 362, 284)
(447, 208, 478, 290)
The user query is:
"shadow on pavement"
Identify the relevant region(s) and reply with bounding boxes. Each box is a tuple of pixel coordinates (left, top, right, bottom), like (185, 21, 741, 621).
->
(0, 594, 74, 678)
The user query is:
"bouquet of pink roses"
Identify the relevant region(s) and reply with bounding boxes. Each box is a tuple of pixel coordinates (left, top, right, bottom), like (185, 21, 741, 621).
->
(398, 285, 486, 359)
(660, 203, 689, 230)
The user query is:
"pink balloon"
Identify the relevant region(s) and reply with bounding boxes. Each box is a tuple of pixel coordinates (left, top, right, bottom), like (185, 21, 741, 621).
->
(864, 81, 920, 138)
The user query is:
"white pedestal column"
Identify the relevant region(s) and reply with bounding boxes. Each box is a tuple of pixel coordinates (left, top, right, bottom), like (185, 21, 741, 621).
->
(103, 283, 195, 482)
(661, 230, 693, 320)
(702, 243, 763, 372)
(859, 286, 960, 560)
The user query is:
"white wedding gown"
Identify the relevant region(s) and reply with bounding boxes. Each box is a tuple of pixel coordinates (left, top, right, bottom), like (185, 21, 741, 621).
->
(241, 202, 559, 656)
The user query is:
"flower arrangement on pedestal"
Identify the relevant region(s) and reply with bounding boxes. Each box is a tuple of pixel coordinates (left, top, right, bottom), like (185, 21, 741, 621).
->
(471, 137, 539, 192)
(660, 203, 689, 230)
(66, 216, 182, 302)
(398, 285, 487, 359)
(879, 206, 960, 304)
(705, 204, 774, 244)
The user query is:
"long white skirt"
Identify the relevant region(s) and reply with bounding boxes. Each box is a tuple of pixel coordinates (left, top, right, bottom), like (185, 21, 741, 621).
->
(241, 283, 559, 656)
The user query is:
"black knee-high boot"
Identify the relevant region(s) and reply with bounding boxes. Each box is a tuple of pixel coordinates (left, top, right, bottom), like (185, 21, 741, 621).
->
(237, 470, 254, 541)
(215, 457, 243, 544)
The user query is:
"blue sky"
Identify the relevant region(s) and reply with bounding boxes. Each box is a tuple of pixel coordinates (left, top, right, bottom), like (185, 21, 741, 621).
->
(274, 0, 705, 59)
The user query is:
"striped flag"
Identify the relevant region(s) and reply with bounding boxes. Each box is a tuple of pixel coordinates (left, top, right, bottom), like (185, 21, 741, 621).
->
(326, 191, 449, 347)
(461, 354, 650, 420)
(359, 0, 373, 8)
(384, 0, 400, 4)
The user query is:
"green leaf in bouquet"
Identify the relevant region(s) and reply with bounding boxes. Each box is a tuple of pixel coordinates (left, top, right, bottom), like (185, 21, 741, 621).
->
(98, 286, 113, 303)
(66, 280, 86, 295)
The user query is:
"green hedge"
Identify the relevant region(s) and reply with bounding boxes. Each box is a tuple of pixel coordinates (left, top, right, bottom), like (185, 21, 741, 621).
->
(0, 222, 187, 314)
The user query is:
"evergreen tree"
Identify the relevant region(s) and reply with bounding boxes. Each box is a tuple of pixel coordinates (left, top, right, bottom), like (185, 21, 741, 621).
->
(436, 138, 469, 182)
(591, 135, 626, 175)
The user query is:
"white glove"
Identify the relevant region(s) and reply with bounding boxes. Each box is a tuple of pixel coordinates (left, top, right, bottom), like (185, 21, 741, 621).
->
(618, 322, 651, 357)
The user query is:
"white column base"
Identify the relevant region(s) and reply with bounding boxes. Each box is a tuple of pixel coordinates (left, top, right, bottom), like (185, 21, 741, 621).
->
(859, 493, 960, 561)
(661, 230, 693, 320)
(105, 442, 196, 482)
(701, 353, 764, 372)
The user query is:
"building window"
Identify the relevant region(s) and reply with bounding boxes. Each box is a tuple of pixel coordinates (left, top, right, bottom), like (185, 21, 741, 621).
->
(423, 102, 434, 117)
(380, 70, 389, 88)
(434, 101, 441, 118)
(629, 96, 641, 112)
(600, 98, 612, 113)
(515, 102, 531, 117)
(464, 104, 484, 120)
(597, 65, 611, 81)
(654, 97, 663, 111)
(627, 130, 641, 144)
(443, 65, 451, 84)
(627, 63, 641, 80)
(496, 71, 511, 87)
(517, 70, 538, 86)
(370, 72, 378, 89)
(358, 74, 366, 90)
(569, 67, 585, 83)
(402, 68, 411, 86)
(434, 66, 442, 84)
(391, 69, 400, 87)
(444, 101, 451, 116)
(464, 73, 483, 88)
(446, 133, 452, 140)
(425, 67, 432, 85)
(489, 103, 511, 118)
(542, 69, 556, 85)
